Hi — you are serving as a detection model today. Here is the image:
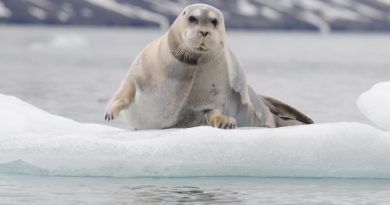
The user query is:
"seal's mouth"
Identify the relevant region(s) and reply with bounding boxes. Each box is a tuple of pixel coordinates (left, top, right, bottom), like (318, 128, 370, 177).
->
(197, 47, 209, 52)
(196, 43, 209, 52)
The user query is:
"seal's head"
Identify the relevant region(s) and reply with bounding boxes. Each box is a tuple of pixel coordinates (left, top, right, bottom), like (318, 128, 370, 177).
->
(168, 4, 226, 64)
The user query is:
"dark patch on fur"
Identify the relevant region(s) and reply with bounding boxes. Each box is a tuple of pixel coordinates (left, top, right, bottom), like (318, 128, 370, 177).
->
(210, 83, 219, 96)
(165, 64, 196, 81)
(167, 110, 203, 128)
(171, 47, 202, 65)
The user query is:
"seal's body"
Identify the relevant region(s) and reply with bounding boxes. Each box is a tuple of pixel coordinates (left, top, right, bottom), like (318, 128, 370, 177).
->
(105, 4, 313, 129)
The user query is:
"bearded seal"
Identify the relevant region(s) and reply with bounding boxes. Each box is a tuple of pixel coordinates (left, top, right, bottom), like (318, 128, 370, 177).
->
(105, 3, 313, 129)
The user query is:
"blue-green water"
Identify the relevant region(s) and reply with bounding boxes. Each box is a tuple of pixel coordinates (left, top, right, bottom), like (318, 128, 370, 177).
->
(2, 174, 390, 204)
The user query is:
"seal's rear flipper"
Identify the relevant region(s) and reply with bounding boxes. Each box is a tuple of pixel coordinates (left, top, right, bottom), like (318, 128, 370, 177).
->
(260, 95, 314, 125)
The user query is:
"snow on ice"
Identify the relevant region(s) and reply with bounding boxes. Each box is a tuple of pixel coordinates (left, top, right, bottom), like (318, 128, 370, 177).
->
(358, 82, 390, 131)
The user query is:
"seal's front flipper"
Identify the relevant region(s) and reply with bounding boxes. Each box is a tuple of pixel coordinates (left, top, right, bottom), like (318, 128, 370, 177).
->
(105, 79, 136, 121)
(204, 110, 237, 129)
(261, 95, 314, 125)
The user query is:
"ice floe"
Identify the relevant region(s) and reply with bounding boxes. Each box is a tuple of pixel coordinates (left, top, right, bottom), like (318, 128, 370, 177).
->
(358, 82, 390, 131)
(0, 82, 390, 178)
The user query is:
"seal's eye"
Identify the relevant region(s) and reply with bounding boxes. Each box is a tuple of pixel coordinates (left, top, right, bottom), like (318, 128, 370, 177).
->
(211, 19, 218, 27)
(188, 16, 198, 24)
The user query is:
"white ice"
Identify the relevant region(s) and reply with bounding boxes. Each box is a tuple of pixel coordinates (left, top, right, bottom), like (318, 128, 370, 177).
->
(28, 7, 47, 20)
(84, 0, 170, 30)
(237, 0, 258, 16)
(357, 82, 390, 131)
(0, 1, 12, 18)
(0, 82, 390, 178)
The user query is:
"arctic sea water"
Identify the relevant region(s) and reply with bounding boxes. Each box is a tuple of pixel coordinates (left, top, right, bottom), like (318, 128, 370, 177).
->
(1, 26, 390, 204)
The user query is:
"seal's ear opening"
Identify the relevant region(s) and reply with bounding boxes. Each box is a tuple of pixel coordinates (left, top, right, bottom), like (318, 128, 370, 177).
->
(182, 10, 186, 16)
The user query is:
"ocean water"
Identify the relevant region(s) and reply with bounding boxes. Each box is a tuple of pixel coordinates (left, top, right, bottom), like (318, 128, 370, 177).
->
(2, 175, 390, 205)
(1, 25, 390, 204)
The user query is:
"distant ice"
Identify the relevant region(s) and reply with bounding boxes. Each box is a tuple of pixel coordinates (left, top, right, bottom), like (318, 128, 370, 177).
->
(1, 82, 390, 178)
(57, 11, 70, 22)
(255, 0, 388, 30)
(377, 0, 390, 6)
(237, 0, 258, 16)
(81, 8, 93, 18)
(259, 7, 280, 20)
(146, 0, 185, 15)
(29, 34, 89, 50)
(57, 2, 74, 22)
(298, 12, 331, 33)
(298, 0, 329, 11)
(358, 82, 390, 131)
(0, 1, 12, 18)
(329, 0, 353, 7)
(60, 2, 74, 13)
(24, 0, 54, 9)
(298, 0, 361, 22)
(84, 0, 169, 30)
(255, 0, 287, 11)
(322, 7, 361, 22)
(28, 7, 47, 20)
(297, 0, 382, 22)
(355, 3, 383, 19)
(276, 0, 294, 9)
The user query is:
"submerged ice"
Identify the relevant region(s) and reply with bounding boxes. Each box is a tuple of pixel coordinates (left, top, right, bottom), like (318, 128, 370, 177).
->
(0, 82, 390, 178)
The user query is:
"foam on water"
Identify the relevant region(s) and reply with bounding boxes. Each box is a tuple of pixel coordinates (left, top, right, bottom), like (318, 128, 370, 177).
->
(1, 82, 390, 178)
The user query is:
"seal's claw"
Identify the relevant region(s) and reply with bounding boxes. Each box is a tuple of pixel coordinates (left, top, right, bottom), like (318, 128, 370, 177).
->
(104, 99, 127, 122)
(209, 115, 236, 129)
(104, 110, 117, 122)
(104, 113, 111, 121)
(227, 117, 237, 129)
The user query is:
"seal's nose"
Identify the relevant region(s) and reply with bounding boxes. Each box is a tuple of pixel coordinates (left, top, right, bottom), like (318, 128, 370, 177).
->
(199, 30, 209, 37)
